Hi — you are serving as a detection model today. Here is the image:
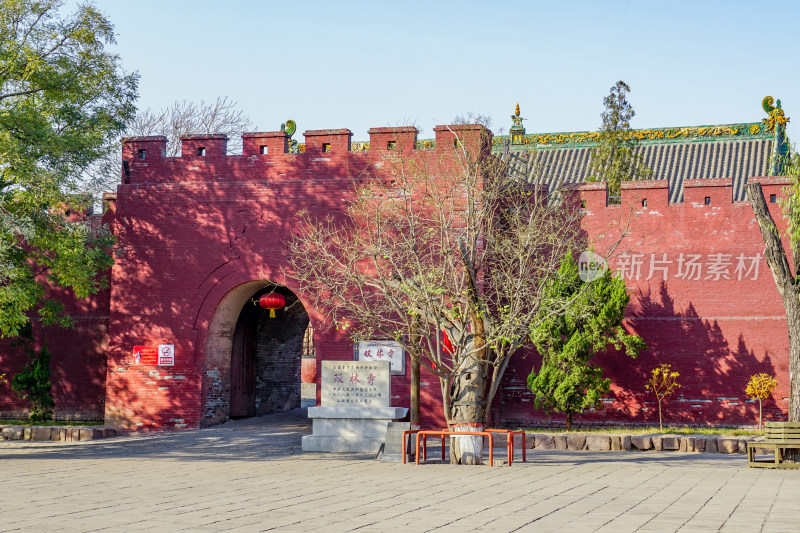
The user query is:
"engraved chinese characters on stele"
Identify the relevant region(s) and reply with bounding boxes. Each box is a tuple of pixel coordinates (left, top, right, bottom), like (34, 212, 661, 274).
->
(612, 252, 762, 282)
(321, 361, 391, 407)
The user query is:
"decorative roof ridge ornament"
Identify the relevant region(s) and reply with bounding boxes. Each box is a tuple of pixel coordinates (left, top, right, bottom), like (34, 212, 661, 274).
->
(281, 120, 300, 153)
(490, 121, 771, 150)
(762, 96, 790, 176)
(510, 103, 525, 145)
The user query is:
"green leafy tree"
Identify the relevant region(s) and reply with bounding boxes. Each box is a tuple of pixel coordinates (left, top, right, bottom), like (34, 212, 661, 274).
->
(10, 325, 54, 422)
(0, 0, 137, 338)
(587, 81, 652, 197)
(528, 252, 646, 429)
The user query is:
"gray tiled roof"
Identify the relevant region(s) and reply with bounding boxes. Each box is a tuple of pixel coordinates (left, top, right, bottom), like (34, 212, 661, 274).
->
(499, 138, 774, 204)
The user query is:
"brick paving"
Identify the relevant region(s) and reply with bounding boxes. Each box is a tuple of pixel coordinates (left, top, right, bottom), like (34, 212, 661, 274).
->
(1, 409, 798, 532)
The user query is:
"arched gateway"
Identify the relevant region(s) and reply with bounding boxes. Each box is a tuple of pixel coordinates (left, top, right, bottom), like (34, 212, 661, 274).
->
(203, 282, 310, 426)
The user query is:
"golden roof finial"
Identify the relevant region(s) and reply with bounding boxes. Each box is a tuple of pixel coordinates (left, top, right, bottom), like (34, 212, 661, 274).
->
(515, 103, 520, 117)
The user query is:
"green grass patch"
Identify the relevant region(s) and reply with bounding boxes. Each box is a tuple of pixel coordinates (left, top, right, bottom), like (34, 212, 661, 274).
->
(0, 420, 103, 426)
(520, 426, 762, 437)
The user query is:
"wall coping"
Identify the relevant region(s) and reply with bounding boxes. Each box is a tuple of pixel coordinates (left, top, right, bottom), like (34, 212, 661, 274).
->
(367, 126, 419, 134)
(121, 135, 167, 143)
(303, 129, 353, 136)
(179, 134, 228, 141)
(242, 131, 287, 139)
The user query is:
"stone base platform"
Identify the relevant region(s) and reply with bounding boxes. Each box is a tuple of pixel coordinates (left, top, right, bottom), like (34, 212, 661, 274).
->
(302, 406, 407, 453)
(301, 435, 386, 453)
(1, 425, 117, 441)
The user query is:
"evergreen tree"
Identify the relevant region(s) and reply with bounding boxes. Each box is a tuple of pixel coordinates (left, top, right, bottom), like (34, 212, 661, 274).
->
(0, 0, 137, 337)
(10, 325, 55, 422)
(527, 252, 646, 429)
(587, 81, 652, 197)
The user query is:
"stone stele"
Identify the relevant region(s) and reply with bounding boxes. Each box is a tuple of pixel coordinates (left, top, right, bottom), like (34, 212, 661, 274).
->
(303, 360, 407, 453)
(320, 360, 391, 407)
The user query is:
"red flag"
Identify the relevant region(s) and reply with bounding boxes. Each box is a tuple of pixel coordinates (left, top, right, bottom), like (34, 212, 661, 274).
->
(442, 330, 454, 355)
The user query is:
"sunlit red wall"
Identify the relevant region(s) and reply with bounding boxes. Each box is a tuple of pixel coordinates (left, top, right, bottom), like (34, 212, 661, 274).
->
(1, 125, 790, 431)
(500, 177, 791, 428)
(103, 126, 485, 430)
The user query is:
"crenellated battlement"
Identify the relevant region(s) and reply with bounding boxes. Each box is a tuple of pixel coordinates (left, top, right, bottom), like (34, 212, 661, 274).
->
(119, 120, 785, 211)
(180, 134, 228, 158)
(120, 123, 490, 184)
(565, 176, 791, 210)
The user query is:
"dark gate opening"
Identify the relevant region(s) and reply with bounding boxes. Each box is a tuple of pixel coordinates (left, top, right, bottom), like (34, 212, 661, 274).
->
(229, 286, 310, 419)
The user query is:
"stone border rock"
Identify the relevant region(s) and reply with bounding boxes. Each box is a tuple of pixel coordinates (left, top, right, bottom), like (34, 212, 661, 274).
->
(513, 432, 760, 455)
(0, 426, 117, 442)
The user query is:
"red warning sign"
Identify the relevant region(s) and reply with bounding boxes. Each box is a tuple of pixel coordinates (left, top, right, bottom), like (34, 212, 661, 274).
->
(133, 346, 158, 365)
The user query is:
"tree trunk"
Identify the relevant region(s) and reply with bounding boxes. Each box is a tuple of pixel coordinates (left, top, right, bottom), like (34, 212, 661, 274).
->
(410, 358, 420, 429)
(747, 182, 800, 460)
(658, 400, 663, 432)
(448, 349, 486, 465)
(410, 319, 421, 429)
(759, 398, 763, 432)
(449, 423, 485, 465)
(565, 411, 572, 431)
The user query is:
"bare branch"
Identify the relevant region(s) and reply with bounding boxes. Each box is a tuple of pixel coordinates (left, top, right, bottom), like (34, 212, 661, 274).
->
(286, 127, 592, 433)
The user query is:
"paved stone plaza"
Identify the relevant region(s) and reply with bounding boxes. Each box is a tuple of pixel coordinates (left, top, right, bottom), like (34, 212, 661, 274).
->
(1, 409, 798, 532)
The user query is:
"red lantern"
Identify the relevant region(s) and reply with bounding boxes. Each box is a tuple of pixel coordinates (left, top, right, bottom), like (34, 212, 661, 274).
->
(258, 293, 286, 318)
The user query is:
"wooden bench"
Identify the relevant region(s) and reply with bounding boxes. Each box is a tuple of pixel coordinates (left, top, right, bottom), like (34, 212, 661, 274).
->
(747, 421, 800, 469)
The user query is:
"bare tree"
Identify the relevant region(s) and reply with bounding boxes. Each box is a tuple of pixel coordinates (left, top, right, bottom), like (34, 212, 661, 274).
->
(452, 113, 492, 129)
(745, 98, 798, 460)
(127, 97, 254, 156)
(79, 97, 254, 203)
(287, 126, 586, 464)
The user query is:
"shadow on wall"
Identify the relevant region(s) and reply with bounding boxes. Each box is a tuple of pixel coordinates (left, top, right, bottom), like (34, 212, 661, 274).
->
(496, 279, 782, 428)
(610, 280, 782, 426)
(105, 141, 397, 430)
(0, 287, 109, 422)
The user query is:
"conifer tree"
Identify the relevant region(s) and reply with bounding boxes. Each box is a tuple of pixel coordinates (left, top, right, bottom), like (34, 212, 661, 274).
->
(528, 252, 646, 429)
(588, 81, 652, 197)
(10, 325, 54, 422)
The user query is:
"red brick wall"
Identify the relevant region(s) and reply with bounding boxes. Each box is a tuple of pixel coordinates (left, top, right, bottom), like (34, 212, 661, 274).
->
(105, 160, 356, 430)
(104, 127, 487, 430)
(0, 213, 111, 422)
(500, 177, 791, 428)
(3, 123, 789, 431)
(0, 303, 109, 421)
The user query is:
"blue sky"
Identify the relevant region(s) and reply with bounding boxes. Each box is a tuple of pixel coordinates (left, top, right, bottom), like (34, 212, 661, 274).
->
(94, 0, 799, 141)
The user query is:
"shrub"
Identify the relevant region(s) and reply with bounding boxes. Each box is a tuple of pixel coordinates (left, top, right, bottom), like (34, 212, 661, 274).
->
(746, 373, 778, 431)
(645, 364, 680, 432)
(10, 328, 55, 423)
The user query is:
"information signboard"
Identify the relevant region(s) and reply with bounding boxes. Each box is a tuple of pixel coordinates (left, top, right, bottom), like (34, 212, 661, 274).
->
(133, 345, 175, 366)
(355, 340, 405, 374)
